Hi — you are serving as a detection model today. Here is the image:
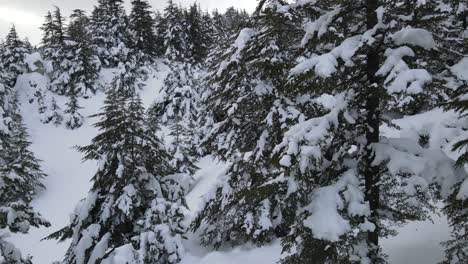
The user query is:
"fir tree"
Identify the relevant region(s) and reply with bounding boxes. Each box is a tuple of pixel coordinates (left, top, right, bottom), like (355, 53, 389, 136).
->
(148, 63, 200, 175)
(89, 0, 131, 67)
(186, 3, 208, 63)
(0, 82, 49, 263)
(130, 0, 158, 59)
(194, 1, 467, 263)
(163, 1, 187, 62)
(441, 2, 468, 262)
(193, 1, 299, 249)
(67, 9, 101, 94)
(1, 26, 28, 87)
(51, 68, 189, 263)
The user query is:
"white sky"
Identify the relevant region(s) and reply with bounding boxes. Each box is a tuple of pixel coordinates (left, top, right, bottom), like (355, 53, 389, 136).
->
(0, 0, 257, 45)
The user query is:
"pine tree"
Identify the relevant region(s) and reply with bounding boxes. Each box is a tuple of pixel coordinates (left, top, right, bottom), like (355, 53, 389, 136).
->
(51, 68, 189, 263)
(89, 0, 131, 67)
(130, 0, 158, 59)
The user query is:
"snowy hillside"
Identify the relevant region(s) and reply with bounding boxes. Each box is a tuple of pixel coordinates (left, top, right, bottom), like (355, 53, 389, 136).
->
(1, 0, 468, 264)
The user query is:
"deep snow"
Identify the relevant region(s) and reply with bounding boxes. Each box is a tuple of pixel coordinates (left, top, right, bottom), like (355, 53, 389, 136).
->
(9, 64, 455, 264)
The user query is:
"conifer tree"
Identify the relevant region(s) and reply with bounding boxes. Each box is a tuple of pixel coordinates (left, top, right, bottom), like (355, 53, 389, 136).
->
(186, 3, 208, 63)
(1, 26, 28, 87)
(51, 67, 189, 263)
(193, 1, 299, 249)
(194, 1, 467, 263)
(67, 9, 101, 95)
(163, 1, 187, 62)
(45, 97, 63, 126)
(0, 80, 49, 263)
(130, 0, 158, 59)
(89, 0, 131, 67)
(441, 2, 468, 262)
(64, 84, 84, 129)
(148, 63, 200, 175)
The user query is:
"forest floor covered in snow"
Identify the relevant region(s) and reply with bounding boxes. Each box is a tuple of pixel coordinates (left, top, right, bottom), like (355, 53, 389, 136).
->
(9, 64, 454, 264)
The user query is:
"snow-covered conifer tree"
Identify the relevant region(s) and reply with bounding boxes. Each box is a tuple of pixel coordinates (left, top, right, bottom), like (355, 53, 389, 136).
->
(89, 0, 131, 67)
(1, 26, 28, 87)
(194, 1, 467, 263)
(64, 84, 84, 129)
(0, 78, 49, 263)
(130, 0, 158, 60)
(193, 1, 299, 249)
(163, 1, 187, 62)
(148, 63, 200, 175)
(51, 65, 189, 263)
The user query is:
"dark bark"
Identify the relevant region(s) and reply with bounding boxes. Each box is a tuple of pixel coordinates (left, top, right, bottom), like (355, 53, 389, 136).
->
(364, 0, 381, 259)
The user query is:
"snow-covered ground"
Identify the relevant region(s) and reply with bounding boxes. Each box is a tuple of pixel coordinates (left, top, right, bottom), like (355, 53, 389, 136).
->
(9, 66, 454, 263)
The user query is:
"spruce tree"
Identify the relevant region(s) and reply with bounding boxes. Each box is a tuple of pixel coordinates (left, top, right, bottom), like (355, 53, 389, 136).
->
(51, 68, 189, 263)
(45, 97, 63, 126)
(193, 1, 299, 249)
(186, 3, 208, 63)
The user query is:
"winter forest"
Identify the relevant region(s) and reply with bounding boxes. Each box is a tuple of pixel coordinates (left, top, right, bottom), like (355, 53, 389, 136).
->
(1, 0, 468, 263)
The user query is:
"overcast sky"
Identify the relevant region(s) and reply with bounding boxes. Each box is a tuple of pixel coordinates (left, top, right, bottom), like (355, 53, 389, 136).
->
(0, 0, 257, 45)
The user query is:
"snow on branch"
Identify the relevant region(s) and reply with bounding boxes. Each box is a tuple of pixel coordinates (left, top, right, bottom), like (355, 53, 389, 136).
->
(372, 138, 467, 198)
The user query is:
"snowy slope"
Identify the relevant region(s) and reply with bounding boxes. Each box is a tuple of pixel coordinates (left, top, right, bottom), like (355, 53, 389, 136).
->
(10, 64, 456, 264)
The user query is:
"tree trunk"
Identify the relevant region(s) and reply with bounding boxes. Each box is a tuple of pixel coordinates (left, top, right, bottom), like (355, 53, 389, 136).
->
(364, 0, 381, 260)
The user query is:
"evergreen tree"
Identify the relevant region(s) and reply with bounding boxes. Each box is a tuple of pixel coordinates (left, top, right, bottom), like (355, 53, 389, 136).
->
(194, 1, 466, 263)
(193, 1, 299, 249)
(67, 9, 101, 95)
(148, 63, 200, 175)
(441, 2, 468, 262)
(1, 26, 28, 87)
(130, 0, 158, 59)
(45, 97, 63, 126)
(51, 68, 189, 263)
(0, 81, 49, 263)
(89, 0, 131, 67)
(186, 3, 208, 63)
(64, 84, 84, 129)
(163, 1, 187, 62)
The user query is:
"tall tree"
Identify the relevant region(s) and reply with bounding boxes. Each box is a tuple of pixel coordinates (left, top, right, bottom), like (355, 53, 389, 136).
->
(50, 68, 189, 263)
(130, 0, 158, 59)
(0, 79, 49, 263)
(1, 26, 28, 87)
(67, 9, 101, 95)
(195, 1, 467, 263)
(89, 0, 131, 67)
(163, 1, 187, 62)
